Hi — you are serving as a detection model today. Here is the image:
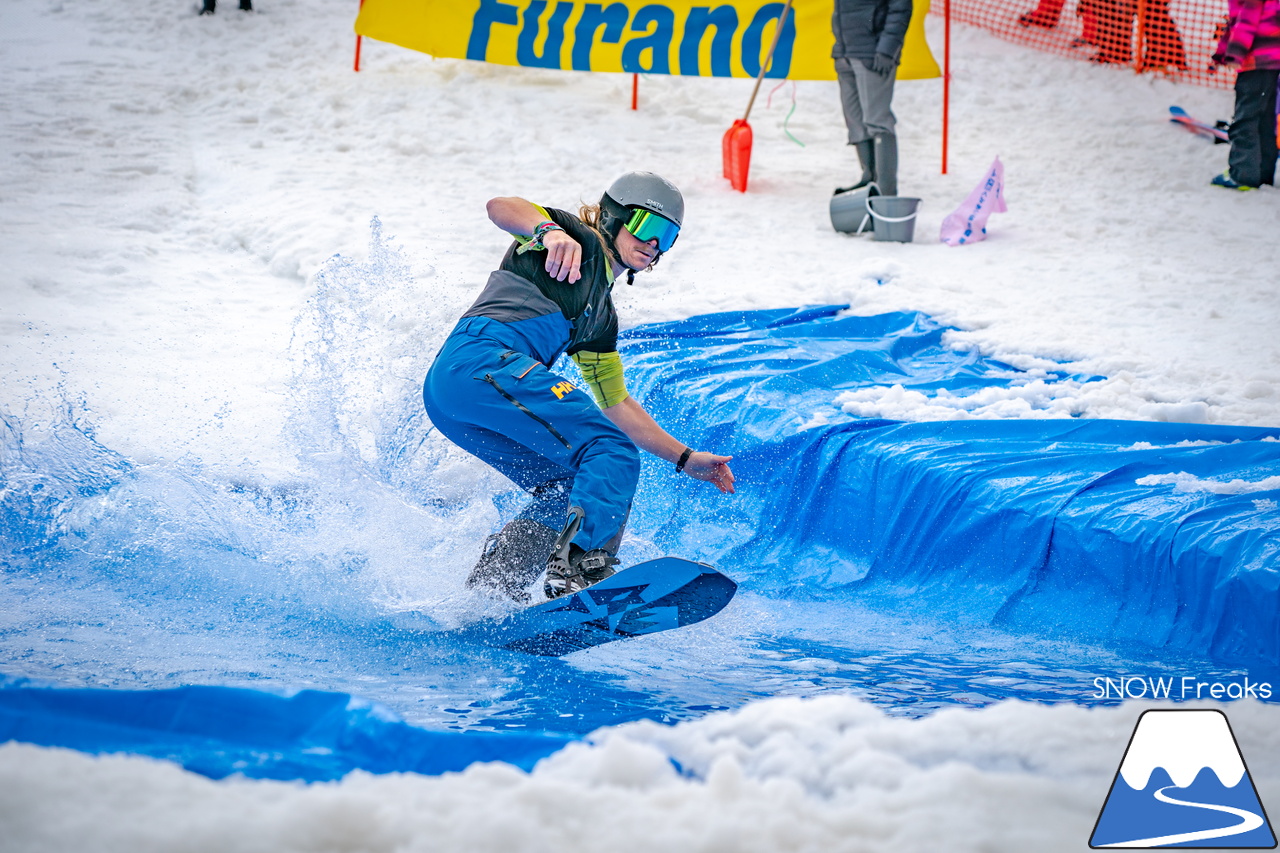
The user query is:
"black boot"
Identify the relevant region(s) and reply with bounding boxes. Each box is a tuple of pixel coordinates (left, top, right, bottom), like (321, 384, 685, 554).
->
(239, 0, 252, 10)
(543, 507, 620, 599)
(467, 518, 559, 602)
(544, 546, 620, 599)
(873, 133, 899, 196)
(199, 0, 215, 13)
(835, 140, 876, 195)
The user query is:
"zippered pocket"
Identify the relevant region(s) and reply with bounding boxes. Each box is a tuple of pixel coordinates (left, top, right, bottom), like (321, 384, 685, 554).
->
(481, 373, 572, 450)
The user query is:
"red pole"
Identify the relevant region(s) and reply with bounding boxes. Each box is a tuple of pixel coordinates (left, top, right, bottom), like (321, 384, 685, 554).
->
(942, 0, 951, 174)
(354, 0, 365, 72)
(631, 73, 638, 110)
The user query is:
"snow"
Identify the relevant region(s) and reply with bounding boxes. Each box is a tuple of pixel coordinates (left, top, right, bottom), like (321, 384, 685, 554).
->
(1, 698, 1276, 853)
(2, 0, 1278, 848)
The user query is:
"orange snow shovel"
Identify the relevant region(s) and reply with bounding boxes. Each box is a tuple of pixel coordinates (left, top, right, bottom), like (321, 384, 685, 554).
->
(722, 0, 793, 192)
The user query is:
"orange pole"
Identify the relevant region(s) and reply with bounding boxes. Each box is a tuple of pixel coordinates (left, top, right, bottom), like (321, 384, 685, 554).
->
(942, 0, 951, 174)
(1135, 0, 1148, 72)
(631, 73, 638, 110)
(354, 0, 365, 72)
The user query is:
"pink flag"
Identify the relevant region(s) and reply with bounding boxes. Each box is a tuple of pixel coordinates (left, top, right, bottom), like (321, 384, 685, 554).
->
(940, 157, 1007, 246)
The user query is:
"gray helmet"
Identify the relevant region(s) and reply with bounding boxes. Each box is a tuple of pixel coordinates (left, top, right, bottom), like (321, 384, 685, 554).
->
(600, 171, 684, 230)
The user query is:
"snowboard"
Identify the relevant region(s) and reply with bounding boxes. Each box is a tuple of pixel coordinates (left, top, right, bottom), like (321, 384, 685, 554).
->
(460, 557, 737, 656)
(1169, 105, 1229, 144)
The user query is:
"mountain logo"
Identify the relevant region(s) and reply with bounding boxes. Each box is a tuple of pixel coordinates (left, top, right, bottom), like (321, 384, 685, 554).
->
(1090, 709, 1276, 848)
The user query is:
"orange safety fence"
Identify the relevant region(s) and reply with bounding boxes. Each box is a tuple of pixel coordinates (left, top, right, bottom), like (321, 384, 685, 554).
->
(930, 0, 1232, 88)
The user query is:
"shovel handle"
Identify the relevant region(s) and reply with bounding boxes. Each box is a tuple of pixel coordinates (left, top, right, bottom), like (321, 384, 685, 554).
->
(742, 0, 794, 122)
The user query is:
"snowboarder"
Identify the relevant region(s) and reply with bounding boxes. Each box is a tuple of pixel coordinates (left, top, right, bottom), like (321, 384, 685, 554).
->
(831, 0, 914, 197)
(422, 172, 735, 603)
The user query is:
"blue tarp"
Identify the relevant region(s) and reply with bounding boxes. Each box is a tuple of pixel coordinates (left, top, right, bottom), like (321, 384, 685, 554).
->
(0, 684, 574, 781)
(3, 305, 1278, 782)
(619, 306, 1280, 666)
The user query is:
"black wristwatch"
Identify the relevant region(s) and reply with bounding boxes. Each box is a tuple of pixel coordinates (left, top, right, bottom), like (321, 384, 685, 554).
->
(675, 447, 694, 473)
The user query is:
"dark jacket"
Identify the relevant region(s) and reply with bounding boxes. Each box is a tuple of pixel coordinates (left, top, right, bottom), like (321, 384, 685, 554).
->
(460, 206, 619, 366)
(831, 0, 914, 61)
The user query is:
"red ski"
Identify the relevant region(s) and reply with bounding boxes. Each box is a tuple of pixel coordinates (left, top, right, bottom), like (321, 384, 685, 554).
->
(1169, 105, 1229, 144)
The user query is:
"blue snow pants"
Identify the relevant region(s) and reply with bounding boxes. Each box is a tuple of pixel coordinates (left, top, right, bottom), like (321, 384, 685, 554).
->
(422, 316, 639, 553)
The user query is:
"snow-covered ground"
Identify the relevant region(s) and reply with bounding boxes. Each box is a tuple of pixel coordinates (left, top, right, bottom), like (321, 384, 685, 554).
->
(2, 0, 1278, 849)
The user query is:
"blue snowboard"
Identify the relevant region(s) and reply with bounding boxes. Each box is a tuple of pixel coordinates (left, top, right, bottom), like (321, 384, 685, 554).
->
(461, 557, 737, 656)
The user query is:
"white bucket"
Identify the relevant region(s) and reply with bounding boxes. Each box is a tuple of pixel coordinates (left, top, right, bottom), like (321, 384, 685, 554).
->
(867, 196, 921, 243)
(829, 183, 880, 234)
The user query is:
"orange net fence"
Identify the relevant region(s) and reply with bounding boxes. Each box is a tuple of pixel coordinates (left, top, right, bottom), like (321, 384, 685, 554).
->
(930, 0, 1232, 88)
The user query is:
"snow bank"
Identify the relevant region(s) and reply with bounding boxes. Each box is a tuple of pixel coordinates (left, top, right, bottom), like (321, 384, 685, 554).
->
(2, 696, 1277, 853)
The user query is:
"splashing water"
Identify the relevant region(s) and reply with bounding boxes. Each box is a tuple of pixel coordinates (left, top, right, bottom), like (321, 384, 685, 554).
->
(3, 221, 1276, 738)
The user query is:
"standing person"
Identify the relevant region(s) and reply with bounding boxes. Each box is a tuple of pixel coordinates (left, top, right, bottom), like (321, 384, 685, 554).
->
(1212, 0, 1280, 189)
(422, 172, 735, 603)
(831, 0, 914, 197)
(199, 0, 252, 13)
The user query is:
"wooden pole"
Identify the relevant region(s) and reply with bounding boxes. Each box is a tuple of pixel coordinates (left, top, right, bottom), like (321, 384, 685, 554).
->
(742, 0, 794, 122)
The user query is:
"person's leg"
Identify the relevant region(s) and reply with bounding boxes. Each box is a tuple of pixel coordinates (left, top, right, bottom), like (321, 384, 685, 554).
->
(835, 59, 877, 194)
(1018, 0, 1068, 28)
(855, 62, 900, 195)
(1258, 71, 1279, 186)
(467, 479, 568, 600)
(1228, 70, 1270, 188)
(424, 334, 639, 587)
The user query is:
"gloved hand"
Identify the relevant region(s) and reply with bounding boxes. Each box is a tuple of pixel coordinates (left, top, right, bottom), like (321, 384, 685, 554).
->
(869, 53, 897, 77)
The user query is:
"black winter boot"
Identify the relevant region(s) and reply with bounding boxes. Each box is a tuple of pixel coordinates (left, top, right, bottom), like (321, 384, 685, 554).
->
(467, 518, 559, 602)
(199, 0, 215, 13)
(239, 0, 253, 10)
(835, 140, 876, 195)
(873, 133, 899, 196)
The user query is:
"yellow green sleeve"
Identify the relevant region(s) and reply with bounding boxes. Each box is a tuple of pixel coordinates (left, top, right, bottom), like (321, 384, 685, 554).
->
(571, 350, 629, 409)
(511, 203, 555, 249)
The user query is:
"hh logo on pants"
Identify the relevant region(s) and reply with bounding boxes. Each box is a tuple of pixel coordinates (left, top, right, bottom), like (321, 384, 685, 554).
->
(551, 381, 577, 399)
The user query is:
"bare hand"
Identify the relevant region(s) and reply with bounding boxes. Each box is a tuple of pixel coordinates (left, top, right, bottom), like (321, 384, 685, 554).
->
(683, 452, 735, 494)
(543, 229, 582, 283)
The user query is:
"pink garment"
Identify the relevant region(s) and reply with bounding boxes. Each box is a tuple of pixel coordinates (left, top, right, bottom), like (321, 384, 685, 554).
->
(940, 157, 1007, 247)
(1214, 0, 1280, 70)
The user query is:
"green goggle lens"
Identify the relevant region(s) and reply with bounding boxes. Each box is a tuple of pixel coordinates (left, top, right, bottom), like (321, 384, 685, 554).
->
(624, 209, 680, 252)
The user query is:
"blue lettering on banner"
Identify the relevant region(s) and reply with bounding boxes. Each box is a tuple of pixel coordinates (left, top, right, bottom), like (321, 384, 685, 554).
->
(467, 1, 800, 77)
(621, 5, 675, 74)
(572, 3, 629, 70)
(679, 6, 738, 77)
(517, 1, 575, 67)
(740, 2, 795, 77)
(467, 0, 520, 61)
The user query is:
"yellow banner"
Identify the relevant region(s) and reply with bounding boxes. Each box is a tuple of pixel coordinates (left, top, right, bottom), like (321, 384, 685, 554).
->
(354, 0, 939, 81)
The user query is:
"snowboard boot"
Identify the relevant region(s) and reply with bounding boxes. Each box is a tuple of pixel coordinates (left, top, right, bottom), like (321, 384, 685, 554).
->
(239, 0, 253, 9)
(542, 506, 620, 599)
(873, 133, 899, 197)
(199, 0, 215, 13)
(544, 545, 620, 599)
(834, 140, 876, 195)
(466, 518, 559, 603)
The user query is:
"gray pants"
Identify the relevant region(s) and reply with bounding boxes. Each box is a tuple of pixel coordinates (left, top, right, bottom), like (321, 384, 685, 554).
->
(835, 56, 897, 143)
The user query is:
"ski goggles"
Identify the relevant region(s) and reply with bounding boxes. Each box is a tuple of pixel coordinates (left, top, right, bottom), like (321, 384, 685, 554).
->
(624, 208, 680, 252)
